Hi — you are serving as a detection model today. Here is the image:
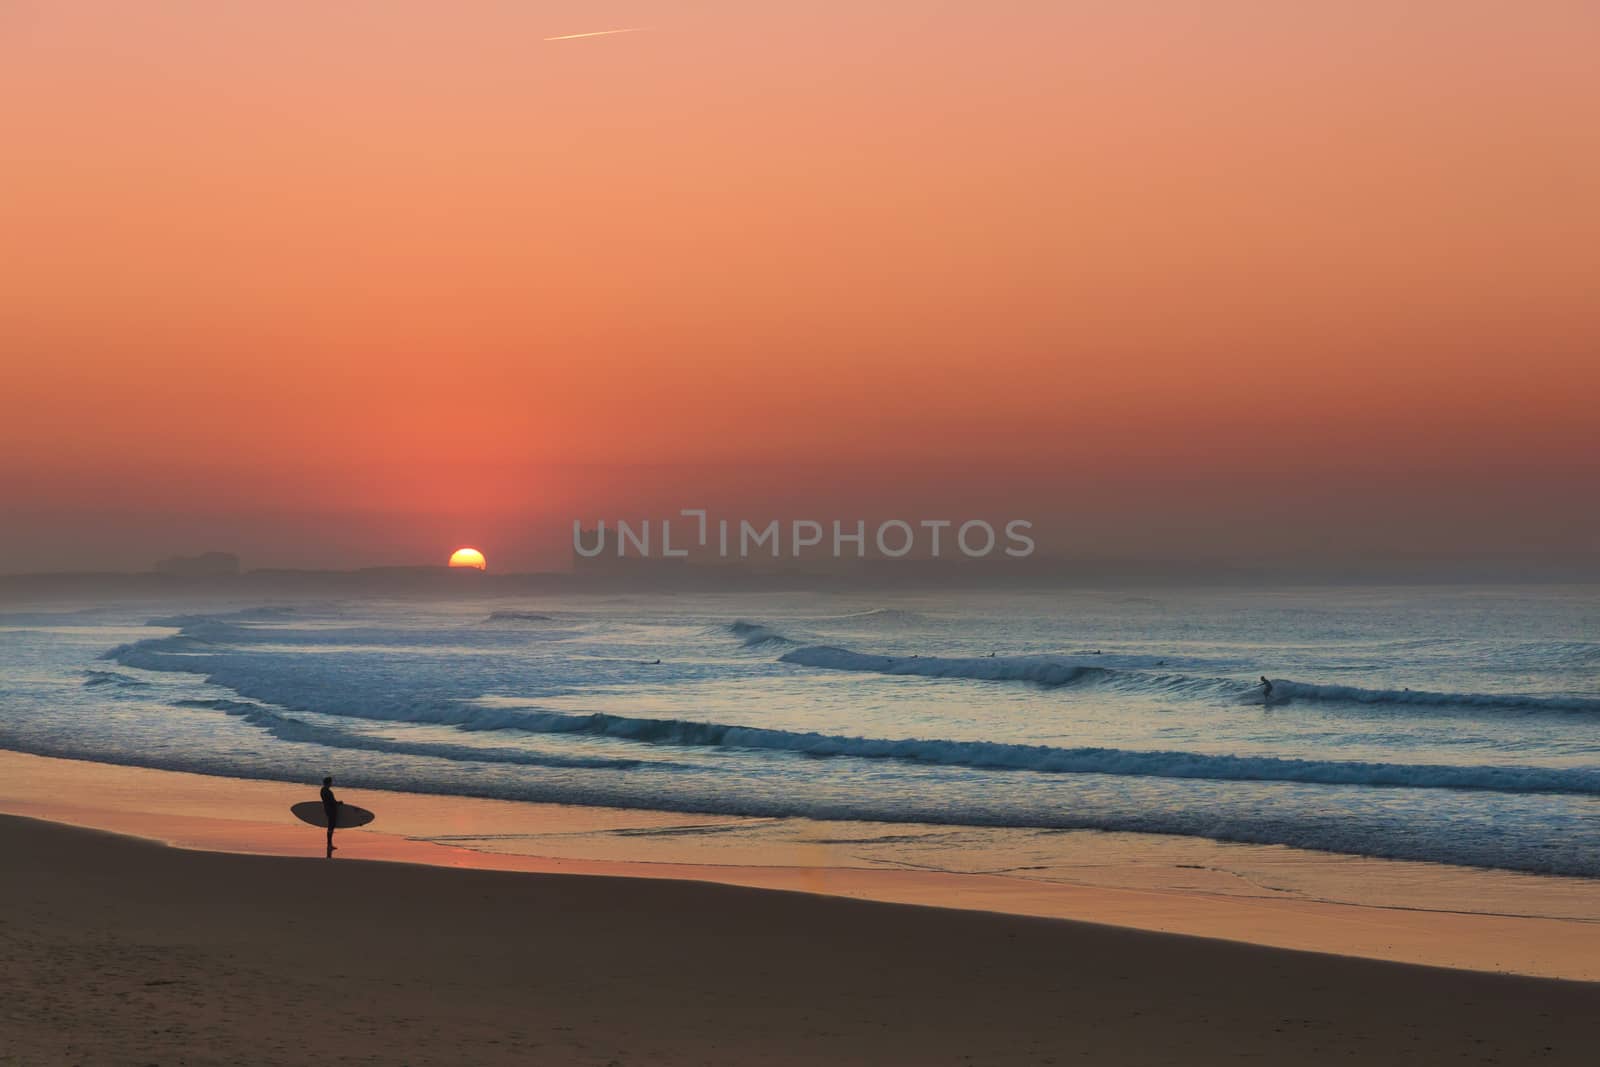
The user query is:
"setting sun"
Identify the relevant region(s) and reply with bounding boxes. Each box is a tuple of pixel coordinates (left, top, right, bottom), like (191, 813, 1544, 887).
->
(447, 547, 486, 570)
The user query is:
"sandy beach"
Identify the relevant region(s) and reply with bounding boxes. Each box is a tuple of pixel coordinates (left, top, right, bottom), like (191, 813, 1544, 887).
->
(3, 751, 1599, 1066)
(6, 813, 1599, 1065)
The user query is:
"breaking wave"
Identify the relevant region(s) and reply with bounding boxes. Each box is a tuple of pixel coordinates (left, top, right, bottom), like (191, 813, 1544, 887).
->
(776, 642, 1600, 715)
(82, 669, 150, 689)
(728, 620, 796, 648)
(435, 710, 1600, 796)
(174, 698, 656, 771)
(1262, 679, 1600, 714)
(152, 688, 1600, 798)
(781, 645, 1117, 687)
(482, 611, 556, 624)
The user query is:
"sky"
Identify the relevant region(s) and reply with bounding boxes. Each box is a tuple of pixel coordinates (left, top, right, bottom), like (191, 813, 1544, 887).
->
(2, 1, 1597, 573)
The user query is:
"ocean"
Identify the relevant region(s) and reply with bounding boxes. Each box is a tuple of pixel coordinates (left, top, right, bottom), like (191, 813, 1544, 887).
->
(2, 586, 1597, 878)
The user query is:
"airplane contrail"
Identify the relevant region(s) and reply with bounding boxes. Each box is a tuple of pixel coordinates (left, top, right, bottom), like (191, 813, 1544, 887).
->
(543, 27, 648, 42)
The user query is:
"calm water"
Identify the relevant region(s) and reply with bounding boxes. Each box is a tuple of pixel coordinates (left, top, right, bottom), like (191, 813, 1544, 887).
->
(2, 587, 1597, 876)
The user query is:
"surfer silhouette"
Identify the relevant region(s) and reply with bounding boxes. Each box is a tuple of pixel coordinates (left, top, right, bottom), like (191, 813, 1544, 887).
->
(320, 776, 340, 857)
(1260, 676, 1274, 701)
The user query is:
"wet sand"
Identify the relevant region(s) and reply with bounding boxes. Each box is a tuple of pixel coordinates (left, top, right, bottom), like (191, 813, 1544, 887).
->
(4, 750, 1599, 982)
(5, 812, 1599, 1065)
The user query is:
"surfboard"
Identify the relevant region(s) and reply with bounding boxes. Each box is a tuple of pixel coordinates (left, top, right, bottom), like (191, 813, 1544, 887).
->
(291, 800, 376, 829)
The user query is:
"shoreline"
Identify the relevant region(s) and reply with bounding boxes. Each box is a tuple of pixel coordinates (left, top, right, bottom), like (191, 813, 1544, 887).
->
(4, 748, 1599, 983)
(8, 810, 1600, 1065)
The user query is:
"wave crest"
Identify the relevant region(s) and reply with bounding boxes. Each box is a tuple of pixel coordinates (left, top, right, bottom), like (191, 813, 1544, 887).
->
(82, 669, 151, 689)
(482, 611, 556, 624)
(776, 641, 1600, 714)
(728, 620, 795, 648)
(174, 698, 657, 771)
(165, 696, 1600, 797)
(781, 645, 1132, 687)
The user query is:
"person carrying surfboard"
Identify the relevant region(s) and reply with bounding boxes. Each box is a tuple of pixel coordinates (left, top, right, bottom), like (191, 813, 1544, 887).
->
(290, 789, 374, 851)
(321, 776, 340, 857)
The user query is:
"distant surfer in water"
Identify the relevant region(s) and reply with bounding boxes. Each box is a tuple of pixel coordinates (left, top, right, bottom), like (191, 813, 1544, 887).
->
(321, 775, 340, 857)
(1260, 676, 1274, 701)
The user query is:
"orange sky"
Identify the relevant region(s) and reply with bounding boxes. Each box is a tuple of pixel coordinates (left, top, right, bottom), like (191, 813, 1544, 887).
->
(2, 1, 1596, 571)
